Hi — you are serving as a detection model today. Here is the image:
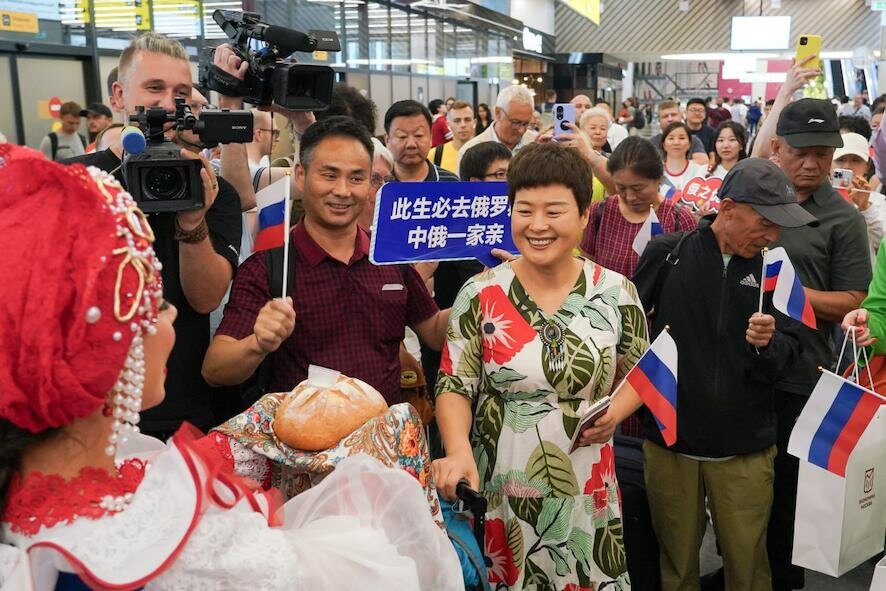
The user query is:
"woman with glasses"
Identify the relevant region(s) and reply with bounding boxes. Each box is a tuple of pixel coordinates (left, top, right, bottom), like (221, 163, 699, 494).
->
(433, 143, 649, 590)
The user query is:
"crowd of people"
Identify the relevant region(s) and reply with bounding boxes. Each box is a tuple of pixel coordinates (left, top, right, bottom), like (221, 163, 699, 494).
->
(0, 29, 884, 591)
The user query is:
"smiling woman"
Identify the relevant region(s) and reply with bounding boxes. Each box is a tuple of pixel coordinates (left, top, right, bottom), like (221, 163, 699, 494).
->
(432, 142, 650, 590)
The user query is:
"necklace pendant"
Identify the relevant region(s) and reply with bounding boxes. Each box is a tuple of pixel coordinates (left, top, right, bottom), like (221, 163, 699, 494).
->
(541, 320, 566, 372)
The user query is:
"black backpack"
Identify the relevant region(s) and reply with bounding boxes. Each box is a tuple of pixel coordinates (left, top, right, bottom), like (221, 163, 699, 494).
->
(633, 108, 646, 130)
(49, 132, 88, 161)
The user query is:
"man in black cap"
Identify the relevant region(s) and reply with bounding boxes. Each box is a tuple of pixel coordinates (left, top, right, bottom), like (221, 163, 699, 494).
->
(79, 103, 113, 146)
(765, 99, 873, 590)
(632, 158, 811, 591)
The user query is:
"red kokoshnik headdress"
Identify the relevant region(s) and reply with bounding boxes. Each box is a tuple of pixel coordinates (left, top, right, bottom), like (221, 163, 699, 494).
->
(0, 144, 162, 440)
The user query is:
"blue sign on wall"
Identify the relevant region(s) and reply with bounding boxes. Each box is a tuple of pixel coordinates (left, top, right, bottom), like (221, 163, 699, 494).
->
(370, 181, 519, 267)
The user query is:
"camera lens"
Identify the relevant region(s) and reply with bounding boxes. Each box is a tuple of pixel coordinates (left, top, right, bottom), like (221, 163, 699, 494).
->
(800, 37, 808, 46)
(143, 167, 186, 201)
(556, 106, 563, 114)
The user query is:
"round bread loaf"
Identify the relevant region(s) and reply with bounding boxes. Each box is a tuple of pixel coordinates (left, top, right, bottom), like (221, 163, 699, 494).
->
(273, 371, 388, 451)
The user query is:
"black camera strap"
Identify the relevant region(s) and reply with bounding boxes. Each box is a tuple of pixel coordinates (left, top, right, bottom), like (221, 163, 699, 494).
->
(202, 62, 252, 98)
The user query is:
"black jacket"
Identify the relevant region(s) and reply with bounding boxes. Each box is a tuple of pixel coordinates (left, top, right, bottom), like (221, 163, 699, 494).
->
(632, 225, 801, 457)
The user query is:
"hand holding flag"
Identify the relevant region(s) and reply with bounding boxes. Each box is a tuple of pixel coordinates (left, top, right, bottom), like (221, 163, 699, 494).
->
(761, 246, 817, 328)
(632, 205, 663, 256)
(617, 327, 679, 446)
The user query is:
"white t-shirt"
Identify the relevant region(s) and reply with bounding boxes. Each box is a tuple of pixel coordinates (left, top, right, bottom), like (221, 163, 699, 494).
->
(709, 164, 730, 180)
(662, 161, 709, 194)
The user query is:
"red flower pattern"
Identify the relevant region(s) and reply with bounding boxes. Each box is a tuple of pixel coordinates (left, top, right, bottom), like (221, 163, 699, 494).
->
(485, 518, 519, 585)
(439, 341, 453, 374)
(478, 285, 537, 365)
(583, 443, 616, 512)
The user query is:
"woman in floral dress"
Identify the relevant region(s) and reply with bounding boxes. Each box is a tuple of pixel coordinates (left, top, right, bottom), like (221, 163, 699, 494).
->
(433, 143, 650, 591)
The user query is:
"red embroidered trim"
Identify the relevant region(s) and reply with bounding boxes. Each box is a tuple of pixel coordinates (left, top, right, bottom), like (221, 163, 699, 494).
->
(3, 459, 147, 536)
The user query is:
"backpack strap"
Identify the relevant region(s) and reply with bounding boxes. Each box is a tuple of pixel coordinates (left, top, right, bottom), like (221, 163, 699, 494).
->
(252, 166, 267, 193)
(78, 133, 88, 149)
(592, 197, 608, 253)
(432, 145, 444, 167)
(49, 132, 58, 161)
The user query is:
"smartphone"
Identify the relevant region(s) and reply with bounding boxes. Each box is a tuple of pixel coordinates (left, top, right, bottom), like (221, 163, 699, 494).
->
(569, 395, 611, 453)
(795, 34, 823, 71)
(553, 102, 576, 139)
(831, 168, 854, 190)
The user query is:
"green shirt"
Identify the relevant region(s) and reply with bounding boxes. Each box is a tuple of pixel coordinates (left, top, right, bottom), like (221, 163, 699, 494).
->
(773, 182, 872, 395)
(862, 241, 886, 356)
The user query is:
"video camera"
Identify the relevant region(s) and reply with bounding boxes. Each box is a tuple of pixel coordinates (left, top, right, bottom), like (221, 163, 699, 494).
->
(200, 10, 340, 111)
(124, 97, 252, 213)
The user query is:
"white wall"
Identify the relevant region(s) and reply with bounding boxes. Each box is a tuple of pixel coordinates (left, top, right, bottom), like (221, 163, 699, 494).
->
(510, 0, 555, 36)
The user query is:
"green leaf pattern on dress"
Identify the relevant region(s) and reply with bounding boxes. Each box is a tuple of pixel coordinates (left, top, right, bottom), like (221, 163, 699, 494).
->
(435, 260, 647, 590)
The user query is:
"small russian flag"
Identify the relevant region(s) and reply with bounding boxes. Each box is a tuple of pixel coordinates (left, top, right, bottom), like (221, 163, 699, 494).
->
(763, 247, 817, 329)
(624, 329, 679, 446)
(253, 176, 290, 253)
(788, 369, 883, 477)
(631, 206, 663, 256)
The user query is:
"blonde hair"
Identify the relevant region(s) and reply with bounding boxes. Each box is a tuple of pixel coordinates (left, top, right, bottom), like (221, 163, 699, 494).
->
(118, 32, 188, 84)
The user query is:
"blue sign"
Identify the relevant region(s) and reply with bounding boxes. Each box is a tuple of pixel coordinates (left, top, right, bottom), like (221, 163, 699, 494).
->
(370, 181, 519, 267)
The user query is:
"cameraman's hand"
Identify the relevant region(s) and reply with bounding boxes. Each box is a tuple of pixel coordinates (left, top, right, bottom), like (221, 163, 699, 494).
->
(213, 43, 247, 109)
(252, 297, 296, 354)
(270, 105, 316, 136)
(177, 149, 219, 230)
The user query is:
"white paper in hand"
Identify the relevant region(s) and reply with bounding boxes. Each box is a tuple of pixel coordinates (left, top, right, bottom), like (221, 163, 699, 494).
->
(569, 396, 611, 453)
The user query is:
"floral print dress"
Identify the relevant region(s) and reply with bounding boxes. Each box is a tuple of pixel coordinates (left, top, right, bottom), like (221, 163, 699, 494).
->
(437, 259, 648, 591)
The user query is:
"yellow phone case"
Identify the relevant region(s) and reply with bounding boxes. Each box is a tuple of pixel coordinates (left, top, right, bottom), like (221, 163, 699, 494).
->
(795, 34, 822, 71)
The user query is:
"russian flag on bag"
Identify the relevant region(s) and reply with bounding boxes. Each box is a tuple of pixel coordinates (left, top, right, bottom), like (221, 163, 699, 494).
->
(253, 176, 291, 253)
(631, 207, 663, 256)
(788, 369, 883, 477)
(624, 329, 679, 446)
(763, 247, 817, 329)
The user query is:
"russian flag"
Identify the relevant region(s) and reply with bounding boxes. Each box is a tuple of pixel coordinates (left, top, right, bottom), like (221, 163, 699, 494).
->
(631, 207, 663, 256)
(763, 247, 817, 329)
(624, 329, 679, 446)
(253, 176, 290, 253)
(788, 369, 883, 477)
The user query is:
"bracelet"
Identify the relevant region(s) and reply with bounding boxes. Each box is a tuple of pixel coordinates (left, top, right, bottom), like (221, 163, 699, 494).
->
(174, 217, 209, 243)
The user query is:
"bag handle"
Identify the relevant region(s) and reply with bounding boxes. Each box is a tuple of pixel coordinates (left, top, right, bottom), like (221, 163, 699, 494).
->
(835, 327, 875, 387)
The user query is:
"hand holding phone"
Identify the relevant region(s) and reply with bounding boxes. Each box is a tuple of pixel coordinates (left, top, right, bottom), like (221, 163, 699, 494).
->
(830, 168, 854, 190)
(553, 103, 577, 139)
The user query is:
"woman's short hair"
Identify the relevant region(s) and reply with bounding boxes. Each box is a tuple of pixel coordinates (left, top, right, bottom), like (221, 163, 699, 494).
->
(607, 136, 664, 181)
(459, 142, 512, 180)
(507, 143, 593, 215)
(659, 121, 693, 158)
(579, 107, 612, 128)
(371, 137, 393, 169)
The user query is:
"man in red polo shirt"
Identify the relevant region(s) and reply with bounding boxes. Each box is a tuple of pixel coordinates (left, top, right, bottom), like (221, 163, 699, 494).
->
(203, 116, 450, 403)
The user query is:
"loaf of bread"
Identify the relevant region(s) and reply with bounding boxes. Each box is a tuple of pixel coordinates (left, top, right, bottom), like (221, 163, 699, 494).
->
(273, 366, 388, 451)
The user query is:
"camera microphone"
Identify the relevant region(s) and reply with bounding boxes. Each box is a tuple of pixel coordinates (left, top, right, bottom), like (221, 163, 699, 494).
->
(121, 126, 147, 154)
(258, 25, 315, 54)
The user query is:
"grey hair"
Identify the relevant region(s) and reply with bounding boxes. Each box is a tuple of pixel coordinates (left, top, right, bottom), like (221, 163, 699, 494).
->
(495, 85, 534, 111)
(371, 137, 393, 168)
(580, 107, 613, 127)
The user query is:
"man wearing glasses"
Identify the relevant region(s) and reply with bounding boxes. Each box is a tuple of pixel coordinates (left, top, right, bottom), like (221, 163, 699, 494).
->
(456, 85, 538, 173)
(246, 109, 280, 175)
(684, 97, 716, 163)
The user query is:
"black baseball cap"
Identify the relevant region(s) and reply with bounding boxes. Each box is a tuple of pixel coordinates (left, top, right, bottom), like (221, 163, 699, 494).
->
(79, 103, 112, 118)
(719, 158, 819, 227)
(776, 98, 843, 148)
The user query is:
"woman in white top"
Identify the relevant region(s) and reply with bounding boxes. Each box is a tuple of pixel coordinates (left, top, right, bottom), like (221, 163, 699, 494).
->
(709, 121, 748, 179)
(659, 121, 708, 195)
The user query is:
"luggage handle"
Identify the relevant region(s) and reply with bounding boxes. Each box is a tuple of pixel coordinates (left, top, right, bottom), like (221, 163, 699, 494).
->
(456, 479, 491, 567)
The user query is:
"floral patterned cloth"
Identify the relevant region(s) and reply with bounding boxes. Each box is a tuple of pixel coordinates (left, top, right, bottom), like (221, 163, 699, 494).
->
(213, 399, 444, 526)
(438, 259, 648, 590)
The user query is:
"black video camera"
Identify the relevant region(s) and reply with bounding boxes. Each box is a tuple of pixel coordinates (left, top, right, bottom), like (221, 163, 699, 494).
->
(200, 10, 340, 111)
(124, 97, 253, 213)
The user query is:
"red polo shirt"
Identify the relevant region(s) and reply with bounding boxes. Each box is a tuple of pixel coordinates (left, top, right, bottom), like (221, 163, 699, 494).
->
(216, 223, 439, 403)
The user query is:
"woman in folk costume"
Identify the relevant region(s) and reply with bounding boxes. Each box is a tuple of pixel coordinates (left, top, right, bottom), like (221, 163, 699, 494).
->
(0, 144, 463, 591)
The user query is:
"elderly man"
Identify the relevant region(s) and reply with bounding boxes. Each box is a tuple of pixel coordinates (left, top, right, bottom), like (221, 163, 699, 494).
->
(456, 85, 538, 172)
(764, 98, 872, 591)
(633, 158, 809, 591)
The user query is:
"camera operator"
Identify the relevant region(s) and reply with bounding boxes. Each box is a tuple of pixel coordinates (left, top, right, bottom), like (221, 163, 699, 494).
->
(65, 32, 242, 438)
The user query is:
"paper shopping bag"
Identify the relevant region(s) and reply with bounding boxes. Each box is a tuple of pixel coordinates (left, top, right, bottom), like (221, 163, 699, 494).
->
(871, 554, 886, 591)
(792, 406, 886, 577)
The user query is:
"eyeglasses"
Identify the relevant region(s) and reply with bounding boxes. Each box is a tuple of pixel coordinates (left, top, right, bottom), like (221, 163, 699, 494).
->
(259, 128, 281, 138)
(499, 107, 531, 130)
(483, 170, 508, 180)
(371, 173, 395, 188)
